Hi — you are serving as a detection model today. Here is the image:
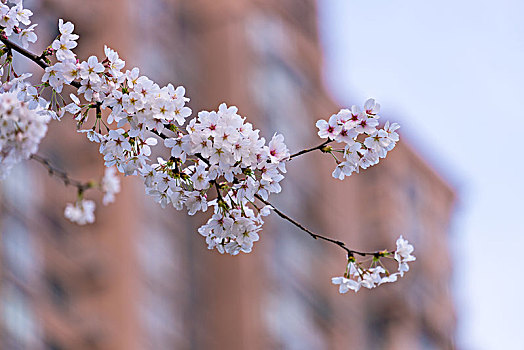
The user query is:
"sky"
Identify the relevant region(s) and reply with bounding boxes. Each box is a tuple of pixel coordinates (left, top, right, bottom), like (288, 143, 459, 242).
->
(319, 1, 524, 349)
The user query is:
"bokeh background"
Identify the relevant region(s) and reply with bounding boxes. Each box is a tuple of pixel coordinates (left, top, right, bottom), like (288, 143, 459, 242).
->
(1, 0, 520, 349)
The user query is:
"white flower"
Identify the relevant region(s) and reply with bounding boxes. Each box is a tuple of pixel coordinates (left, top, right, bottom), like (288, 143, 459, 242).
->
(77, 78, 101, 102)
(379, 272, 399, 285)
(64, 199, 95, 225)
(0, 5, 18, 36)
(364, 129, 390, 152)
(25, 85, 46, 110)
(80, 56, 105, 82)
(52, 35, 77, 61)
(173, 100, 192, 125)
(164, 136, 187, 162)
(358, 149, 379, 169)
(126, 67, 139, 88)
(333, 236, 415, 294)
(19, 24, 37, 49)
(332, 161, 355, 180)
(77, 129, 103, 143)
(383, 121, 400, 151)
(343, 142, 361, 165)
(122, 91, 143, 114)
(42, 64, 64, 92)
(190, 162, 210, 190)
(395, 235, 416, 263)
(64, 93, 82, 115)
(316, 114, 342, 139)
(104, 45, 125, 75)
(394, 235, 416, 277)
(332, 276, 360, 293)
(60, 59, 81, 83)
(14, 4, 32, 26)
(364, 98, 380, 116)
(235, 177, 257, 201)
(185, 191, 208, 215)
(58, 19, 79, 41)
(268, 133, 289, 163)
(101, 166, 120, 205)
(355, 112, 379, 134)
(334, 125, 358, 144)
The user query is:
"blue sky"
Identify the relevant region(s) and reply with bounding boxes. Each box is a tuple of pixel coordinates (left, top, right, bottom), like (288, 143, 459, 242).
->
(319, 1, 524, 349)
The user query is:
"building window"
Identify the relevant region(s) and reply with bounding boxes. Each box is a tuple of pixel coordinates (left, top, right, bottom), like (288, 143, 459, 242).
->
(45, 339, 64, 350)
(1, 217, 37, 282)
(1, 283, 38, 348)
(46, 275, 69, 310)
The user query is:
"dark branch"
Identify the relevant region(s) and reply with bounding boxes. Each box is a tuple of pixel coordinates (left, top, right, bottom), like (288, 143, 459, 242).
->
(288, 139, 333, 160)
(30, 154, 93, 193)
(0, 35, 47, 70)
(0, 34, 81, 88)
(255, 194, 385, 257)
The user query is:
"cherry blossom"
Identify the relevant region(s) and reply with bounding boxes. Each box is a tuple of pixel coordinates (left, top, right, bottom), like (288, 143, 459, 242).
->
(315, 99, 399, 179)
(101, 166, 121, 205)
(331, 236, 415, 293)
(0, 86, 50, 179)
(64, 199, 96, 225)
(0, 1, 414, 294)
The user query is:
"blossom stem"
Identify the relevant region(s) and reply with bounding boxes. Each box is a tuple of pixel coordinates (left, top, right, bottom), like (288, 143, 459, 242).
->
(288, 139, 333, 160)
(153, 130, 379, 257)
(254, 194, 382, 257)
(30, 154, 94, 192)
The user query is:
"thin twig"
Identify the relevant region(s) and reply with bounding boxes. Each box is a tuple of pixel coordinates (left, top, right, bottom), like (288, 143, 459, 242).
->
(288, 139, 332, 160)
(150, 128, 168, 140)
(255, 194, 385, 257)
(152, 129, 369, 256)
(30, 154, 93, 193)
(95, 103, 102, 118)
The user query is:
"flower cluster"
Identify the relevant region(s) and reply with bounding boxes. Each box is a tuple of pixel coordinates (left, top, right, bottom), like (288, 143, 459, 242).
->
(186, 104, 287, 254)
(0, 0, 37, 48)
(62, 167, 121, 225)
(0, 1, 415, 294)
(0, 86, 50, 179)
(40, 19, 80, 96)
(64, 199, 95, 225)
(316, 99, 400, 180)
(394, 235, 416, 276)
(141, 103, 287, 254)
(331, 236, 416, 293)
(33, 19, 288, 253)
(101, 166, 120, 205)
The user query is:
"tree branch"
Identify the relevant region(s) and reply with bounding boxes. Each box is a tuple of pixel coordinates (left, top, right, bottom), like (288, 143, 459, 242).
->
(30, 154, 93, 193)
(0, 33, 81, 88)
(0, 34, 47, 69)
(0, 36, 109, 194)
(255, 194, 385, 258)
(288, 139, 333, 160)
(3, 35, 384, 258)
(150, 129, 370, 257)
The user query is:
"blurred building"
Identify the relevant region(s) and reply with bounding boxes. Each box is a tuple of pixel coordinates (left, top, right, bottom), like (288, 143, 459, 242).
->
(0, 0, 456, 349)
